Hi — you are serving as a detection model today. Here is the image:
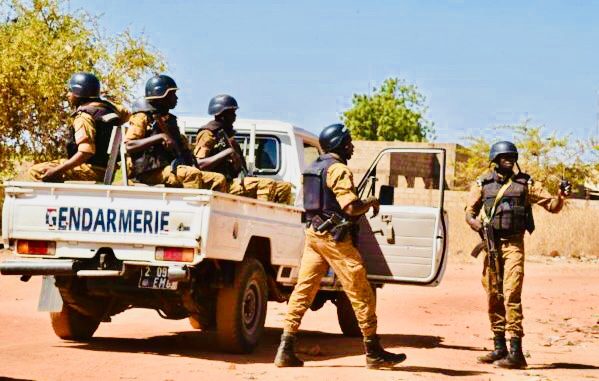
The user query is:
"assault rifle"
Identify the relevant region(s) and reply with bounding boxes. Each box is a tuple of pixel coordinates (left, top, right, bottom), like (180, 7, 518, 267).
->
(214, 128, 249, 180)
(156, 113, 197, 172)
(471, 221, 503, 295)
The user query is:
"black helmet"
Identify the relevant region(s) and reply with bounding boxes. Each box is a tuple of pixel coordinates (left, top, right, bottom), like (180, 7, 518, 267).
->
(490, 141, 518, 162)
(319, 123, 351, 152)
(131, 97, 156, 114)
(145, 75, 178, 99)
(208, 94, 238, 116)
(68, 72, 100, 98)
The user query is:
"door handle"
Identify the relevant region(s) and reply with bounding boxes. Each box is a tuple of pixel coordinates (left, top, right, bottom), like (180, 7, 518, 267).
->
(386, 224, 395, 244)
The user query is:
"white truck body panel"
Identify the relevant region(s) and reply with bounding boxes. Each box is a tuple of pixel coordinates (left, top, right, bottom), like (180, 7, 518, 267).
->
(2, 182, 304, 268)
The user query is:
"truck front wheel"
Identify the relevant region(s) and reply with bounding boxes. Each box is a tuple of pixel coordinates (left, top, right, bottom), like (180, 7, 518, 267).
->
(50, 304, 101, 341)
(216, 258, 268, 353)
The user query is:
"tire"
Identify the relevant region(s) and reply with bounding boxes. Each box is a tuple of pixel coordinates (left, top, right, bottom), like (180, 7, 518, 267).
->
(336, 286, 377, 337)
(216, 258, 268, 353)
(50, 304, 101, 341)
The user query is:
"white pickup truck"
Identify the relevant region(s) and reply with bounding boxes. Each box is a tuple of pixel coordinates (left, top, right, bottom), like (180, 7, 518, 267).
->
(0, 118, 449, 353)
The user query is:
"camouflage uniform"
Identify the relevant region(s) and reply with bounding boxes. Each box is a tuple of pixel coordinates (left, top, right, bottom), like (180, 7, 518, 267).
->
(125, 112, 226, 190)
(283, 158, 377, 337)
(29, 102, 128, 182)
(194, 126, 279, 202)
(465, 170, 564, 338)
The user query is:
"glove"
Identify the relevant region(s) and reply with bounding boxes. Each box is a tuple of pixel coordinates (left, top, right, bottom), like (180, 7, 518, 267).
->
(559, 179, 572, 196)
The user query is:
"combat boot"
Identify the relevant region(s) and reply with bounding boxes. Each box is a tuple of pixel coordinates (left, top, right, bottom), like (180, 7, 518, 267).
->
(495, 337, 528, 369)
(274, 331, 304, 367)
(477, 334, 508, 364)
(363, 335, 407, 369)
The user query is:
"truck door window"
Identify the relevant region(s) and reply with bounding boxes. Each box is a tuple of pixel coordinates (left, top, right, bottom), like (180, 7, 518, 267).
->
(235, 135, 280, 174)
(360, 151, 444, 208)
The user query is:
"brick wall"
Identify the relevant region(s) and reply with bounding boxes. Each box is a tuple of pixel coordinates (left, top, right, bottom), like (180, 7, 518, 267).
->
(348, 141, 463, 189)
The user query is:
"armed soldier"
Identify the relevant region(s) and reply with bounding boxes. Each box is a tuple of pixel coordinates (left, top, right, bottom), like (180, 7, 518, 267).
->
(274, 124, 407, 370)
(193, 95, 293, 203)
(465, 141, 570, 369)
(29, 72, 128, 183)
(125, 75, 226, 191)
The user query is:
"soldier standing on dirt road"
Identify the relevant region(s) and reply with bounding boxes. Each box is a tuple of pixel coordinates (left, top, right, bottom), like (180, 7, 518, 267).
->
(465, 141, 571, 369)
(274, 123, 407, 370)
(29, 72, 128, 183)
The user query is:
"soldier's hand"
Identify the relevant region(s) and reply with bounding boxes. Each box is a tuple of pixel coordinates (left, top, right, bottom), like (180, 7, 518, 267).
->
(161, 133, 175, 150)
(559, 179, 572, 197)
(468, 218, 482, 232)
(41, 167, 61, 182)
(230, 151, 242, 171)
(367, 196, 380, 218)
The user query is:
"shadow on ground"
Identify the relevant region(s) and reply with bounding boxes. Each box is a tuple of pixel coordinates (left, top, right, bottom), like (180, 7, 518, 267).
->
(63, 327, 486, 368)
(528, 362, 599, 370)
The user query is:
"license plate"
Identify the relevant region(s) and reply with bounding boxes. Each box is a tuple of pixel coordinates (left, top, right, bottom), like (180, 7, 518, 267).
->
(138, 266, 178, 290)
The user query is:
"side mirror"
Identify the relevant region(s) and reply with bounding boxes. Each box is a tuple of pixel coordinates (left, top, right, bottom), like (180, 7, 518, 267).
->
(379, 185, 394, 206)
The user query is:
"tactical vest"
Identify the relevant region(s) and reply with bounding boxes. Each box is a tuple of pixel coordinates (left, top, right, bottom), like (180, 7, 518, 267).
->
(303, 153, 350, 221)
(131, 115, 192, 177)
(197, 120, 238, 181)
(480, 171, 535, 235)
(66, 101, 121, 168)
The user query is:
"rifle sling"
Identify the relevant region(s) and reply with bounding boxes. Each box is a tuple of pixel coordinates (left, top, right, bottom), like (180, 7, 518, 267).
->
(482, 177, 513, 223)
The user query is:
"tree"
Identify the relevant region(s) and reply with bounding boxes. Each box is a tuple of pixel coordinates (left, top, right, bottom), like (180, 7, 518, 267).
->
(342, 77, 434, 142)
(454, 120, 598, 195)
(0, 0, 166, 178)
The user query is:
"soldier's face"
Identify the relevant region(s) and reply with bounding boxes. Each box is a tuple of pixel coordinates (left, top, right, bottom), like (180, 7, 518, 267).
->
(344, 140, 354, 160)
(221, 109, 237, 125)
(66, 91, 77, 107)
(497, 154, 516, 171)
(164, 90, 178, 109)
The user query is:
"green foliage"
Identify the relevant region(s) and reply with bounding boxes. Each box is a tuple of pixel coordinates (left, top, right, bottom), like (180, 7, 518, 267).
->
(342, 77, 434, 142)
(0, 0, 166, 178)
(455, 120, 598, 194)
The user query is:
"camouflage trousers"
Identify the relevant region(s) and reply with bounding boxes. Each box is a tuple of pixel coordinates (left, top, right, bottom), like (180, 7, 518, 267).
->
(28, 159, 105, 182)
(283, 228, 377, 337)
(272, 181, 293, 205)
(137, 165, 227, 191)
(228, 177, 276, 201)
(481, 236, 525, 338)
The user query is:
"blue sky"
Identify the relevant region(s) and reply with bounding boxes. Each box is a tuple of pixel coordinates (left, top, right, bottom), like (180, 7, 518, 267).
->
(71, 0, 599, 143)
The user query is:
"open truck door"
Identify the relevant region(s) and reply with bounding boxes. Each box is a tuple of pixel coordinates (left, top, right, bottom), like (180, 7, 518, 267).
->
(356, 148, 448, 286)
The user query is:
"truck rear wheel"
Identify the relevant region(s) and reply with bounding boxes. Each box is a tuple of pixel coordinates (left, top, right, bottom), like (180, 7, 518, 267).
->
(50, 304, 101, 341)
(336, 286, 377, 337)
(216, 258, 268, 353)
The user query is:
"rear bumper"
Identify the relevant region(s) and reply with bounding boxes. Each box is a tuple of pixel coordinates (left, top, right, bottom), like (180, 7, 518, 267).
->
(0, 259, 77, 276)
(0, 259, 189, 281)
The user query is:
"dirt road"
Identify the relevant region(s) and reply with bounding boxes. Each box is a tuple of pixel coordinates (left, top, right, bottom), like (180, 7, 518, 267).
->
(0, 256, 597, 381)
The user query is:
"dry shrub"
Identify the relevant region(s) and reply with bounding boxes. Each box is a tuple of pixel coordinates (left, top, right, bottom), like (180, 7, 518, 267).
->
(447, 195, 599, 259)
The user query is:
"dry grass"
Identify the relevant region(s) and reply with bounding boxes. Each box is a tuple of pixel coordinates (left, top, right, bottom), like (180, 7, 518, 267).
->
(447, 202, 599, 260)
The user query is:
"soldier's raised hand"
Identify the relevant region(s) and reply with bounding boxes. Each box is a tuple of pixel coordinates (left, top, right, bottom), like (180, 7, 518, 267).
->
(559, 179, 572, 197)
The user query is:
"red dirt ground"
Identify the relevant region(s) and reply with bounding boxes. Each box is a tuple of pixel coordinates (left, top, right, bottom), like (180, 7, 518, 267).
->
(0, 254, 597, 381)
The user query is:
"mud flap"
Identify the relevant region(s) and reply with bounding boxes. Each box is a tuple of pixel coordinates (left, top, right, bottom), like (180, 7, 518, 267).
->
(38, 276, 63, 312)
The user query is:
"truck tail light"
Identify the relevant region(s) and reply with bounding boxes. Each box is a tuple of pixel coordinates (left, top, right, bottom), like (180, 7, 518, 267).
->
(16, 240, 56, 255)
(155, 247, 194, 262)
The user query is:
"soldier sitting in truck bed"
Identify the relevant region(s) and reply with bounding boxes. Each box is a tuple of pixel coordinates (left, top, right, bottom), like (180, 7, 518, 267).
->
(193, 94, 293, 203)
(124, 75, 226, 191)
(29, 72, 128, 183)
